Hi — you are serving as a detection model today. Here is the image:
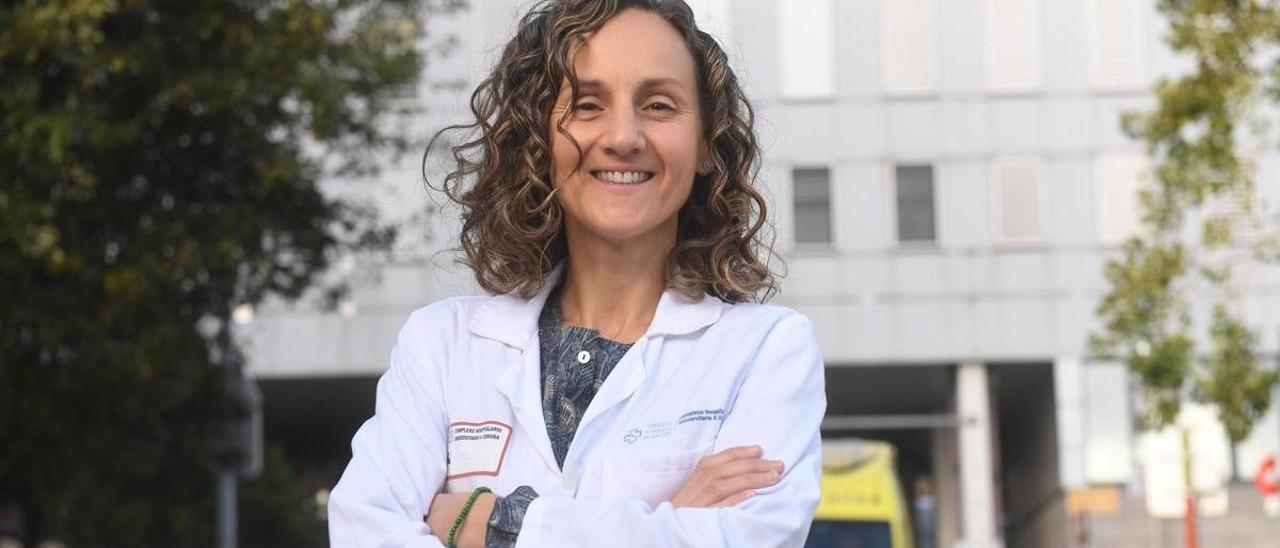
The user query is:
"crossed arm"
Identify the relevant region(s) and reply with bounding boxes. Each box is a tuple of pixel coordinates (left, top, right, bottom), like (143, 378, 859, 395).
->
(425, 444, 787, 547)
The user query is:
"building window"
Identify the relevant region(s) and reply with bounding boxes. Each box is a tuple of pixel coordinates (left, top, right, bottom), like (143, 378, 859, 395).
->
(990, 156, 1044, 243)
(983, 0, 1042, 93)
(896, 164, 936, 243)
(778, 0, 835, 99)
(1202, 157, 1259, 243)
(793, 167, 833, 245)
(880, 0, 936, 95)
(1094, 153, 1148, 244)
(1087, 0, 1147, 90)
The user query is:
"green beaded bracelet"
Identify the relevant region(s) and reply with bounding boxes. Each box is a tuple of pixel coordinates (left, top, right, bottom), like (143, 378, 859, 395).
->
(446, 486, 492, 548)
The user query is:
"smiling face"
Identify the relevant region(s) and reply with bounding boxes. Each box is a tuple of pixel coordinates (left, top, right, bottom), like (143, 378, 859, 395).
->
(549, 8, 706, 248)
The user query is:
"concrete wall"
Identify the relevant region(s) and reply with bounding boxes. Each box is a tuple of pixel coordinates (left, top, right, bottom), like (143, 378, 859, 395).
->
(1088, 484, 1280, 548)
(993, 364, 1069, 548)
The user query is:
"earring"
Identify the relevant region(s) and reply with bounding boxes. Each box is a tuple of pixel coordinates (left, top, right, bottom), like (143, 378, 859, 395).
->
(699, 160, 714, 175)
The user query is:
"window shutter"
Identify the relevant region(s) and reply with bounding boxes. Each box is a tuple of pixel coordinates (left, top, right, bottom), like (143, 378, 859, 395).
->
(983, 0, 1042, 93)
(881, 0, 936, 95)
(779, 0, 835, 99)
(1094, 153, 1148, 244)
(1202, 158, 1259, 243)
(1088, 0, 1146, 90)
(992, 157, 1044, 242)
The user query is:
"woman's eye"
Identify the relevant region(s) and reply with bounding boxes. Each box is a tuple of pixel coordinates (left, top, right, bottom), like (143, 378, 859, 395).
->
(646, 102, 675, 112)
(573, 102, 601, 112)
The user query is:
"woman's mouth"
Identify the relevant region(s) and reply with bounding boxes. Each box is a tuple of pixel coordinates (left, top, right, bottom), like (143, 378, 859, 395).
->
(591, 170, 655, 184)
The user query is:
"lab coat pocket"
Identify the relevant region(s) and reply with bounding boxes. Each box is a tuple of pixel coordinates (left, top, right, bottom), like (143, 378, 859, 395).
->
(608, 442, 713, 508)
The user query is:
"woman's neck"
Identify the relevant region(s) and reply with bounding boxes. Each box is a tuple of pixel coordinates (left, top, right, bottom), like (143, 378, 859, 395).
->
(557, 224, 673, 344)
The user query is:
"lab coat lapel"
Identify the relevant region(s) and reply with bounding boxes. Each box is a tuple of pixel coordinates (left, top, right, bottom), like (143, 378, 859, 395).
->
(482, 264, 565, 474)
(574, 290, 726, 437)
(493, 335, 561, 474)
(575, 339, 647, 434)
(475, 264, 730, 473)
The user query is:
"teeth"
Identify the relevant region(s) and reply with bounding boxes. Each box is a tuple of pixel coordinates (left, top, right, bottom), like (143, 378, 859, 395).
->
(595, 171, 651, 184)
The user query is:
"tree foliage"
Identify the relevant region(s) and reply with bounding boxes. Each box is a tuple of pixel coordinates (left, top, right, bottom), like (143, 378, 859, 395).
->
(238, 446, 329, 548)
(1091, 0, 1280, 444)
(0, 0, 446, 544)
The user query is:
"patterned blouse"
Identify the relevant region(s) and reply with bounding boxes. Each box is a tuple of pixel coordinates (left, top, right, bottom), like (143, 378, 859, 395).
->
(484, 282, 634, 548)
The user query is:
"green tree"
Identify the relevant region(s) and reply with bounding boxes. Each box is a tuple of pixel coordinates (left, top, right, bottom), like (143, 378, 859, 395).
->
(0, 0, 453, 545)
(1091, 0, 1280, 467)
(238, 446, 329, 548)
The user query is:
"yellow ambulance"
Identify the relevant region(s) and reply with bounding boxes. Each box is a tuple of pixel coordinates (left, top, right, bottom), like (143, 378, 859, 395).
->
(804, 439, 914, 548)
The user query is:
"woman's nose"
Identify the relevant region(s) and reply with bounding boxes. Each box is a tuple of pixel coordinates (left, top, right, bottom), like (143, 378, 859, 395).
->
(602, 109, 645, 155)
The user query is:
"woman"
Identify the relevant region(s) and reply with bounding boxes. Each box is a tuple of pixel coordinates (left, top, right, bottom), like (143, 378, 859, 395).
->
(328, 1, 826, 546)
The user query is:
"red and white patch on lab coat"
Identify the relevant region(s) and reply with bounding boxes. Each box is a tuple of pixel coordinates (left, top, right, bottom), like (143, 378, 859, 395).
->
(446, 420, 512, 479)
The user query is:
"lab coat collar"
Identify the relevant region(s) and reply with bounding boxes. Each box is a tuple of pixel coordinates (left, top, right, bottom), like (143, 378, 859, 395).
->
(468, 262, 728, 348)
(481, 262, 727, 476)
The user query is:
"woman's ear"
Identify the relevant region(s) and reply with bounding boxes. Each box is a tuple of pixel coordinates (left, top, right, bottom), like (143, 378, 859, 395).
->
(697, 144, 714, 175)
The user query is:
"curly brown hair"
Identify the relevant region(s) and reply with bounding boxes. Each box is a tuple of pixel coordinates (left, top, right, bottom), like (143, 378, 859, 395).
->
(426, 0, 777, 304)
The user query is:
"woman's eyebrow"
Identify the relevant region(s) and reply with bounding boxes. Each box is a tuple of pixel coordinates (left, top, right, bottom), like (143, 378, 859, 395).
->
(636, 77, 684, 91)
(576, 80, 606, 93)
(575, 77, 688, 94)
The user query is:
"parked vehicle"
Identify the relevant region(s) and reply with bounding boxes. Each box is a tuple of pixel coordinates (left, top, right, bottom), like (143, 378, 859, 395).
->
(805, 439, 914, 548)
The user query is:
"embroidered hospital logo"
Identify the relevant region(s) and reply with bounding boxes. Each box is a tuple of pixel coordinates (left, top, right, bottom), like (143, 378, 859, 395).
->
(623, 408, 726, 444)
(624, 428, 642, 444)
(678, 408, 725, 424)
(623, 422, 673, 444)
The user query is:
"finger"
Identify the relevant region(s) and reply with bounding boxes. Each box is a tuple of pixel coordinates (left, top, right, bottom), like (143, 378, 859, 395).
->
(711, 470, 782, 500)
(708, 457, 783, 480)
(712, 489, 758, 507)
(697, 445, 762, 469)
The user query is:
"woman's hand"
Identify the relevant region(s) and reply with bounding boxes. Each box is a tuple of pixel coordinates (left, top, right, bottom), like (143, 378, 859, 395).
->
(425, 491, 497, 548)
(671, 445, 784, 508)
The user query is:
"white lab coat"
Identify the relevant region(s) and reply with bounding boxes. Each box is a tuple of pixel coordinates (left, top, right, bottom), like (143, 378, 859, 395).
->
(329, 265, 826, 547)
